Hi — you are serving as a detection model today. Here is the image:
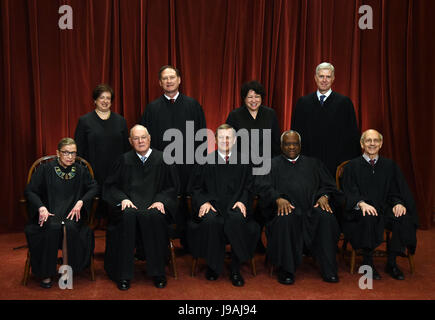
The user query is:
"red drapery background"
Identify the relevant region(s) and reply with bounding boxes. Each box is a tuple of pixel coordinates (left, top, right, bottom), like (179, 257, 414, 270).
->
(1, 0, 433, 233)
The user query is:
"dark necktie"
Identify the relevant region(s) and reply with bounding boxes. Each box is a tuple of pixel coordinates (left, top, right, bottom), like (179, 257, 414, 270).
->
(170, 98, 175, 104)
(320, 95, 326, 106)
(290, 160, 296, 164)
(225, 155, 229, 163)
(369, 159, 375, 167)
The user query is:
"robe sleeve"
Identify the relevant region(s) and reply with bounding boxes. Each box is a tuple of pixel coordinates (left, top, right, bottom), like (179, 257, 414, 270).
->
(79, 165, 99, 205)
(341, 162, 368, 211)
(153, 163, 178, 217)
(74, 117, 89, 161)
(341, 99, 361, 161)
(191, 164, 217, 215)
(314, 159, 339, 201)
(102, 157, 130, 206)
(24, 163, 48, 221)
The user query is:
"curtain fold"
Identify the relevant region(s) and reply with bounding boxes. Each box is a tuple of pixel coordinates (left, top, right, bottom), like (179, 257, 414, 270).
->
(0, 0, 433, 232)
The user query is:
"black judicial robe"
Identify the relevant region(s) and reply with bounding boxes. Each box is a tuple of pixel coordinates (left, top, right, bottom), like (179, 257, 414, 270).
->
(226, 105, 281, 159)
(187, 151, 260, 274)
(257, 155, 340, 275)
(103, 149, 177, 217)
(74, 111, 130, 188)
(291, 91, 360, 176)
(140, 94, 207, 194)
(341, 156, 418, 253)
(102, 149, 178, 280)
(24, 160, 98, 278)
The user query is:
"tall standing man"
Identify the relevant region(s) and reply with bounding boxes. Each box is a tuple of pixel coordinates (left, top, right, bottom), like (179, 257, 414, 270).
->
(291, 62, 360, 177)
(140, 65, 207, 251)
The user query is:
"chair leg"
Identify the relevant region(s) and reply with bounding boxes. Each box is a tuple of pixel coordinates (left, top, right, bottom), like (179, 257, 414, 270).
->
(169, 239, 178, 279)
(22, 250, 31, 286)
(350, 249, 356, 274)
(250, 257, 256, 276)
(269, 264, 274, 277)
(408, 251, 415, 275)
(90, 254, 95, 281)
(191, 258, 198, 277)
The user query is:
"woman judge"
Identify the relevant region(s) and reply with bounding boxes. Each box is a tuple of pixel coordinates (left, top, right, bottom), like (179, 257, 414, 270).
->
(226, 80, 281, 159)
(226, 81, 281, 252)
(24, 138, 98, 288)
(74, 84, 130, 223)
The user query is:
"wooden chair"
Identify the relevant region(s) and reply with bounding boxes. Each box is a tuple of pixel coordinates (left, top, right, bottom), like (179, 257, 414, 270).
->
(20, 155, 98, 285)
(335, 160, 415, 274)
(189, 196, 257, 277)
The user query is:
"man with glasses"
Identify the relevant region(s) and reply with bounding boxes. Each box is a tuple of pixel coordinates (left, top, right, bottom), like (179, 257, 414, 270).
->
(340, 129, 418, 280)
(140, 65, 207, 253)
(103, 125, 177, 290)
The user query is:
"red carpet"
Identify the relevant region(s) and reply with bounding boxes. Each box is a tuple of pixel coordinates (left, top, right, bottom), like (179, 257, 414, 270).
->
(1, 228, 434, 301)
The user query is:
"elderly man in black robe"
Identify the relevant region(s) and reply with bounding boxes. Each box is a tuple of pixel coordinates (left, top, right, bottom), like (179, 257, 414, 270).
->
(140, 65, 207, 253)
(103, 125, 177, 290)
(187, 124, 260, 287)
(257, 130, 341, 285)
(341, 129, 418, 280)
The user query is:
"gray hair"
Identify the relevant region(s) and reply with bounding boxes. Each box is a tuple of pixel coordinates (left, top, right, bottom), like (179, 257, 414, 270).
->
(129, 124, 150, 137)
(280, 130, 301, 144)
(315, 62, 335, 76)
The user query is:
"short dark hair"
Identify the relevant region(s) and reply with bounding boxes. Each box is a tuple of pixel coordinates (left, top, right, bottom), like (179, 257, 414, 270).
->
(240, 81, 266, 101)
(92, 84, 114, 101)
(159, 65, 181, 79)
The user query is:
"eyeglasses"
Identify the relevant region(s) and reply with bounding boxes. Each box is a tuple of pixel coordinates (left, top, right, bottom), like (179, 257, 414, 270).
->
(60, 150, 77, 157)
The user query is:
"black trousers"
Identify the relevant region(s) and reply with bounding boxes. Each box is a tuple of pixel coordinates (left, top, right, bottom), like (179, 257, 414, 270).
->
(342, 210, 417, 254)
(266, 207, 340, 277)
(104, 208, 170, 281)
(187, 208, 260, 275)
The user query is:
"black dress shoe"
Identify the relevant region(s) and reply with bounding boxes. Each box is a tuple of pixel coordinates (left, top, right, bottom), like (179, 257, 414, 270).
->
(278, 270, 294, 285)
(40, 278, 53, 289)
(230, 272, 245, 287)
(117, 279, 130, 290)
(153, 276, 167, 288)
(323, 274, 339, 283)
(385, 264, 405, 280)
(205, 267, 219, 281)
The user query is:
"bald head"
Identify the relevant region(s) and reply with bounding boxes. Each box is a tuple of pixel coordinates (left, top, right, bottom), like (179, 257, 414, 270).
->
(360, 129, 383, 157)
(129, 125, 151, 155)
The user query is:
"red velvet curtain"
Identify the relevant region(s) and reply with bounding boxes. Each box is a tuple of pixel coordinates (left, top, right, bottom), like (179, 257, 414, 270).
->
(1, 0, 433, 233)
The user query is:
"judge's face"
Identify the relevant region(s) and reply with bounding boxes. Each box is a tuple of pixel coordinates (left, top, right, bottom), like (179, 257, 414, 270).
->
(56, 144, 77, 168)
(216, 128, 236, 154)
(244, 90, 262, 113)
(94, 91, 112, 112)
(281, 133, 301, 160)
(159, 68, 181, 96)
(361, 130, 383, 157)
(314, 69, 335, 94)
(130, 127, 151, 156)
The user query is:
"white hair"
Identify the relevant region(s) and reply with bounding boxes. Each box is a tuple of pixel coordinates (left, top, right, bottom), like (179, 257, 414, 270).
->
(316, 62, 335, 76)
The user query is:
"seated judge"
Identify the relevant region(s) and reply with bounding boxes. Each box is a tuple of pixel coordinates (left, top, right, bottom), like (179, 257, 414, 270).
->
(341, 129, 418, 280)
(24, 138, 98, 288)
(187, 124, 260, 287)
(102, 125, 177, 290)
(257, 130, 341, 285)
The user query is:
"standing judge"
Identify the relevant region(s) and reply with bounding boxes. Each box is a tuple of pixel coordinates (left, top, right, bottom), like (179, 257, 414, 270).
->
(140, 65, 207, 251)
(24, 138, 98, 288)
(103, 125, 177, 290)
(291, 62, 360, 177)
(257, 131, 341, 284)
(341, 129, 418, 280)
(74, 84, 130, 223)
(187, 124, 260, 287)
